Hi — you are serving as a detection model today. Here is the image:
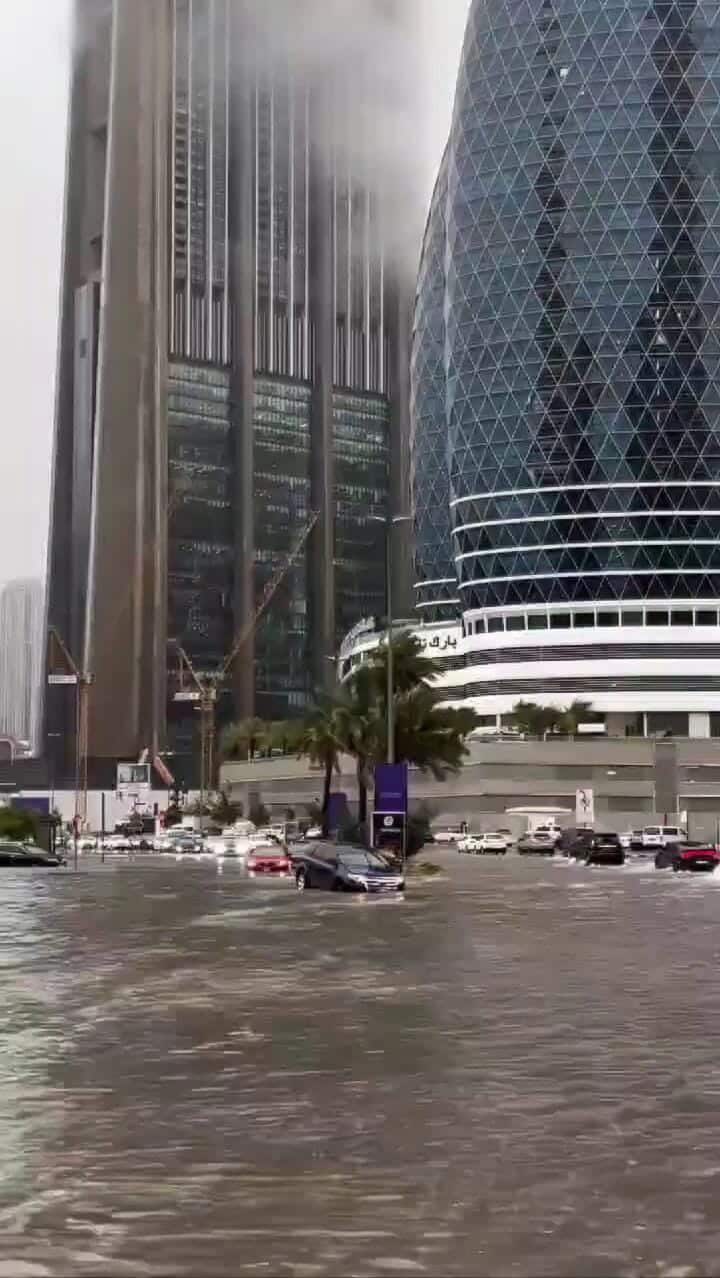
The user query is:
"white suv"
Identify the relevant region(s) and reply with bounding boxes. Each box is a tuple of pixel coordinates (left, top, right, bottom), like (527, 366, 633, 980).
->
(641, 824, 687, 849)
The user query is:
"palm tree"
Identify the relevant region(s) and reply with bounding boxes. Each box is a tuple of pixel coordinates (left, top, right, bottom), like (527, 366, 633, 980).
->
(394, 685, 478, 777)
(219, 716, 269, 762)
(560, 699, 595, 735)
(295, 700, 346, 834)
(510, 700, 564, 739)
(341, 636, 479, 827)
(336, 666, 384, 827)
(267, 719, 302, 757)
(365, 632, 444, 703)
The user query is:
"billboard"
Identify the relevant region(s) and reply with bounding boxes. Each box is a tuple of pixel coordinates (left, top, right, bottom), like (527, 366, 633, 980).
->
(117, 763, 151, 800)
(374, 763, 408, 815)
(575, 788, 595, 827)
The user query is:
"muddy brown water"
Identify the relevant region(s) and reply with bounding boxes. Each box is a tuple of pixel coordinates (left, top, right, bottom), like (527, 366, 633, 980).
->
(1, 851, 720, 1276)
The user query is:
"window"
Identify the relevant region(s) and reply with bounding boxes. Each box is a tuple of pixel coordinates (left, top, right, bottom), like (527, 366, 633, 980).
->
(573, 612, 595, 628)
(697, 610, 718, 626)
(622, 610, 643, 626)
(506, 615, 526, 631)
(550, 613, 571, 629)
(528, 614, 548, 630)
(488, 616, 504, 633)
(598, 611, 619, 627)
(671, 610, 693, 626)
(647, 611, 669, 627)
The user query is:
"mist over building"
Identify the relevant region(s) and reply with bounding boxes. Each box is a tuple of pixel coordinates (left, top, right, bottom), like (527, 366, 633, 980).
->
(0, 579, 44, 752)
(47, 0, 420, 776)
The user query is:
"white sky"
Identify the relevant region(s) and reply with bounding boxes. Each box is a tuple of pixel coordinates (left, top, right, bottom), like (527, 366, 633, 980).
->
(0, 0, 469, 590)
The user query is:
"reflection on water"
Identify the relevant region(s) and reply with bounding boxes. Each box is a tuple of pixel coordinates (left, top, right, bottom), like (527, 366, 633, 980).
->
(2, 853, 720, 1275)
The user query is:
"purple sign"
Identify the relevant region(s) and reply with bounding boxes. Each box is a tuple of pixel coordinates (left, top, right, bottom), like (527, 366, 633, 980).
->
(374, 763, 408, 815)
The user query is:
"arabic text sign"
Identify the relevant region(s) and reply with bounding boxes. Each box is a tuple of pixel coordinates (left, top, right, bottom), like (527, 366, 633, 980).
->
(418, 627, 461, 653)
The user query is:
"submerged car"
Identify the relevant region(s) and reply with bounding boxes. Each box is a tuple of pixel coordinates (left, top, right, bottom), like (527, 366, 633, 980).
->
(475, 831, 509, 854)
(169, 831, 205, 855)
(246, 844, 293, 876)
(295, 845, 404, 894)
(655, 842, 720, 872)
(517, 832, 556, 855)
(0, 842, 65, 868)
(585, 833, 625, 866)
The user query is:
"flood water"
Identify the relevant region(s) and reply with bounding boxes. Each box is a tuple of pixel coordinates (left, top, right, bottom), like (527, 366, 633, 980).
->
(2, 851, 720, 1276)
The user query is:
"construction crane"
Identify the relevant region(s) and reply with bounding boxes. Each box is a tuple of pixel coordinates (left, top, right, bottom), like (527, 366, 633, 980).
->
(46, 628, 94, 830)
(170, 509, 320, 822)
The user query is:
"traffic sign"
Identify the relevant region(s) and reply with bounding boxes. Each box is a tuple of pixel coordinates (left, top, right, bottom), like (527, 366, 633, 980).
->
(48, 674, 78, 686)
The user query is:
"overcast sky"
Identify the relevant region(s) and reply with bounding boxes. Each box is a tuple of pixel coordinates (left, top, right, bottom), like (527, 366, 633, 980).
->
(0, 0, 469, 591)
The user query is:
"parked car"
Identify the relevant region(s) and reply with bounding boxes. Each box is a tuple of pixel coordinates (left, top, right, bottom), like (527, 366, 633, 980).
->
(216, 836, 258, 861)
(246, 844, 293, 877)
(295, 844, 405, 894)
(533, 825, 562, 845)
(517, 831, 557, 854)
(655, 842, 720, 872)
(101, 833, 131, 852)
(457, 835, 480, 853)
(642, 824, 687, 849)
(303, 825, 323, 840)
(619, 829, 645, 851)
(169, 831, 205, 855)
(475, 831, 509, 854)
(0, 842, 65, 868)
(585, 833, 625, 866)
(432, 829, 463, 844)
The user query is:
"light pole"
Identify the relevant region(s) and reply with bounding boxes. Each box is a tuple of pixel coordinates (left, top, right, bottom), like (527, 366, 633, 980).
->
(369, 514, 412, 764)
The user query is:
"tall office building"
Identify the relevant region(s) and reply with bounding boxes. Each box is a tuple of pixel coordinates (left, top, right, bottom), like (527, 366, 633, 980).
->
(0, 580, 44, 751)
(47, 0, 415, 769)
(407, 0, 720, 738)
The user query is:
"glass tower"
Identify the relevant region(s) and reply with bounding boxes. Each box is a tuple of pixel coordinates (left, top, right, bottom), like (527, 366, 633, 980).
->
(409, 0, 720, 734)
(47, 0, 412, 768)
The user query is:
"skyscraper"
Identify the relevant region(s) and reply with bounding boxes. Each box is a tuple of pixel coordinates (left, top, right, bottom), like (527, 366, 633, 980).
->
(47, 0, 416, 770)
(0, 580, 44, 751)
(409, 0, 720, 738)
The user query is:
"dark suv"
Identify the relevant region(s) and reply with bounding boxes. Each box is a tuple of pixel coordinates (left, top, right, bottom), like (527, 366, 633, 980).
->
(585, 833, 625, 867)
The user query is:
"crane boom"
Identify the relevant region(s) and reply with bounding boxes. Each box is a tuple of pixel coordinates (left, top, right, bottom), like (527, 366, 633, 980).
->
(219, 508, 319, 681)
(168, 508, 320, 816)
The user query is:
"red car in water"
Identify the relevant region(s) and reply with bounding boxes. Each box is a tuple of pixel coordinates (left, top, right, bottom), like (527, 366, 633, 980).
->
(655, 842, 720, 872)
(246, 844, 293, 877)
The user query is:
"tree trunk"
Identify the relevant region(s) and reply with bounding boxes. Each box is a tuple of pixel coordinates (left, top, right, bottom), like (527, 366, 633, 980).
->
(321, 754, 333, 836)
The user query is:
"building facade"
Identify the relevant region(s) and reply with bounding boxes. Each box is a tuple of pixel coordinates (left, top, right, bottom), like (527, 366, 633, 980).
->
(407, 0, 720, 737)
(47, 0, 414, 771)
(0, 580, 44, 752)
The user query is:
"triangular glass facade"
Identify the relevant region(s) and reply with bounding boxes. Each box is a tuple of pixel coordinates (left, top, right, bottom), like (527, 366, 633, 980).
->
(412, 0, 720, 614)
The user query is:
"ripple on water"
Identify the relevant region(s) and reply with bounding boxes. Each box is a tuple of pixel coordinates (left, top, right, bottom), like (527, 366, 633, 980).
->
(2, 857, 720, 1276)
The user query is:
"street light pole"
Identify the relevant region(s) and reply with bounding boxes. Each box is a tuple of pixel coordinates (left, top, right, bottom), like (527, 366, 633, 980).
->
(385, 526, 395, 765)
(370, 514, 411, 765)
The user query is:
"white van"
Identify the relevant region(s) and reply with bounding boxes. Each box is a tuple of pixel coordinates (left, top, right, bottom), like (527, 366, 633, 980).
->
(641, 824, 687, 849)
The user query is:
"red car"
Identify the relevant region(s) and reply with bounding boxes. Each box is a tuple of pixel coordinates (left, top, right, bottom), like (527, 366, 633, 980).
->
(655, 842, 720, 872)
(246, 844, 293, 877)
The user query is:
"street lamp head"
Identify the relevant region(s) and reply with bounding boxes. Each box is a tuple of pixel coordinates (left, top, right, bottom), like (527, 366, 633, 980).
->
(367, 513, 412, 526)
